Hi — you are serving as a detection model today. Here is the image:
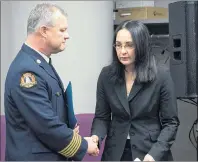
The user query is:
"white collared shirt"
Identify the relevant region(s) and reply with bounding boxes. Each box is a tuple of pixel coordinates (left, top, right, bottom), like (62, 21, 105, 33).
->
(25, 42, 50, 63)
(127, 93, 130, 139)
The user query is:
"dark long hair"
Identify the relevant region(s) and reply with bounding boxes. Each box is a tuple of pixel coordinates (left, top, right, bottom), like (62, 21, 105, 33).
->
(110, 20, 157, 84)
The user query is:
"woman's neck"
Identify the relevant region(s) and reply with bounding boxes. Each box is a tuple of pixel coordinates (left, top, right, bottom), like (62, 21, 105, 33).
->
(125, 64, 136, 81)
(125, 64, 135, 73)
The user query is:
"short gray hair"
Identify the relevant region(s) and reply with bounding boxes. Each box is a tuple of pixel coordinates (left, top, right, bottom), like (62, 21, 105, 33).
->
(27, 3, 67, 35)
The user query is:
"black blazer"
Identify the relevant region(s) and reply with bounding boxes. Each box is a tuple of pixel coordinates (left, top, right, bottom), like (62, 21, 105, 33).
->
(91, 65, 180, 161)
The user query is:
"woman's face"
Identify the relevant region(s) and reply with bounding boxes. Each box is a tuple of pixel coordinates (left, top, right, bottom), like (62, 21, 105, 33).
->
(115, 29, 135, 67)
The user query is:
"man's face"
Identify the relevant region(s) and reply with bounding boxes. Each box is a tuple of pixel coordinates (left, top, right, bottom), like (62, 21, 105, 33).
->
(45, 11, 69, 54)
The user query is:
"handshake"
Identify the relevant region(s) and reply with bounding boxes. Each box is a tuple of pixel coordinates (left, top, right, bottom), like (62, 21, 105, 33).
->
(84, 135, 99, 156)
(73, 125, 99, 156)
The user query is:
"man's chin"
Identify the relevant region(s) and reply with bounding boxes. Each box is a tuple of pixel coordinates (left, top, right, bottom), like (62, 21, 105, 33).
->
(52, 48, 65, 54)
(59, 46, 66, 52)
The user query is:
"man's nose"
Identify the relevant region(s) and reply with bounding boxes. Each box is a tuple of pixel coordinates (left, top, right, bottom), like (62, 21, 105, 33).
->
(64, 32, 70, 39)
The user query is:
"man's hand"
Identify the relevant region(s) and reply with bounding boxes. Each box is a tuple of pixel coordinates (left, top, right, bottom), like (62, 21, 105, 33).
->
(143, 154, 155, 161)
(73, 124, 79, 134)
(84, 137, 99, 156)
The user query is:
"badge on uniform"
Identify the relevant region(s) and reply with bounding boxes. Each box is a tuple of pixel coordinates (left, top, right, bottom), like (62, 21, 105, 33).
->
(20, 72, 37, 88)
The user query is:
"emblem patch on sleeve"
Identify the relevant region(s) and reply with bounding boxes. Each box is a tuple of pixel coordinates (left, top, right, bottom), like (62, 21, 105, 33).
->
(20, 72, 37, 88)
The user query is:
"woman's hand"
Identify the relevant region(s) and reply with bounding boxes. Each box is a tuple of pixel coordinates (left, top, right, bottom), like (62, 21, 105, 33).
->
(73, 124, 80, 134)
(143, 154, 155, 161)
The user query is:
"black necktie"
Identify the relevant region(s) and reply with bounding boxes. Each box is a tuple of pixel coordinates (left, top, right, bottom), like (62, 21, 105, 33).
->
(49, 58, 64, 90)
(49, 57, 52, 65)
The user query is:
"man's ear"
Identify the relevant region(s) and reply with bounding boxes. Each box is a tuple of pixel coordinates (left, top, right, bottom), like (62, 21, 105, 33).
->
(39, 26, 48, 38)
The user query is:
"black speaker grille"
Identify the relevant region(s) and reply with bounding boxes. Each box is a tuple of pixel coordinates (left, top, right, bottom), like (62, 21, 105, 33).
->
(169, 1, 198, 97)
(186, 2, 198, 96)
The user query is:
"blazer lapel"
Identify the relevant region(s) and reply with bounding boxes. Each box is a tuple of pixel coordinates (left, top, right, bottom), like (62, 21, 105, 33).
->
(128, 80, 144, 102)
(49, 64, 65, 90)
(39, 62, 58, 82)
(114, 82, 131, 116)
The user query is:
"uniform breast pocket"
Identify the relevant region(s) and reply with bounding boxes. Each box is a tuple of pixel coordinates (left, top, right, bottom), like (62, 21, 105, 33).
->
(55, 91, 62, 113)
(51, 91, 62, 115)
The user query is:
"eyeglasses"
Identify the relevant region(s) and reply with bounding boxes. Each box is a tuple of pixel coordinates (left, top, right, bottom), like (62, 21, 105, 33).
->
(113, 42, 135, 51)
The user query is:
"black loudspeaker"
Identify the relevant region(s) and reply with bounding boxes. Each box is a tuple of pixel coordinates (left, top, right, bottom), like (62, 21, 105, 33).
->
(169, 1, 198, 98)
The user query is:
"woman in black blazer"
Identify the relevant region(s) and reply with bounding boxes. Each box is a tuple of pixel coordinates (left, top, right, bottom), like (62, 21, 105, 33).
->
(91, 20, 180, 161)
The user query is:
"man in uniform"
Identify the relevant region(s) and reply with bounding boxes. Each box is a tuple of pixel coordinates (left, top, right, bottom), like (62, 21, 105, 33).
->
(4, 3, 98, 161)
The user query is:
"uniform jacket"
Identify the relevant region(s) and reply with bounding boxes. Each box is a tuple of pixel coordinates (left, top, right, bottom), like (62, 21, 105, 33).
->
(91, 65, 180, 161)
(4, 44, 87, 161)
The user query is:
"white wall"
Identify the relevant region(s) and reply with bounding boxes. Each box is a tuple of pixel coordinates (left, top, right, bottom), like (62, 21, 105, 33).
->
(1, 1, 13, 116)
(116, 0, 154, 8)
(1, 1, 114, 115)
(115, 0, 182, 9)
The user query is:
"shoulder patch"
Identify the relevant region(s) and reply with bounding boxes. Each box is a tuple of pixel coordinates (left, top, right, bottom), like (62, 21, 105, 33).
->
(20, 72, 37, 88)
